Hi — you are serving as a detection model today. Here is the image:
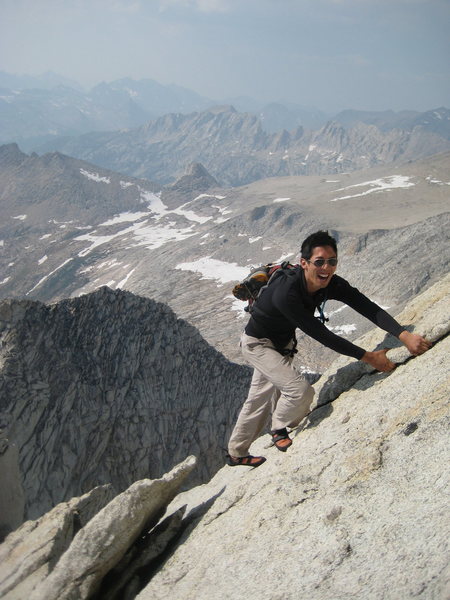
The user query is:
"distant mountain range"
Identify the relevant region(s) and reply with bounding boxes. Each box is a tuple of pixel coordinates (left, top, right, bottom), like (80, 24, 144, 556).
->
(3, 71, 449, 164)
(35, 105, 450, 186)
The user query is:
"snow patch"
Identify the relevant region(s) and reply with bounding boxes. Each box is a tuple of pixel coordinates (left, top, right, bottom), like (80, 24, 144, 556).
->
(426, 176, 450, 186)
(12, 214, 27, 220)
(175, 257, 250, 286)
(229, 296, 248, 319)
(100, 212, 149, 226)
(120, 180, 134, 189)
(26, 258, 74, 294)
(80, 168, 111, 184)
(330, 175, 415, 202)
(273, 197, 291, 203)
(194, 194, 226, 201)
(116, 267, 136, 289)
(38, 255, 48, 265)
(328, 324, 357, 335)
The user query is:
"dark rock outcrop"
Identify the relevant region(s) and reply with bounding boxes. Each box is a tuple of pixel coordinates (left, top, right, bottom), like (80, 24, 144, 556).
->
(0, 287, 251, 529)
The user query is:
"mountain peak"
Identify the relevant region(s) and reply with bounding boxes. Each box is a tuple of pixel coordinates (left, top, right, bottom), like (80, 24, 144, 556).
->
(207, 104, 237, 114)
(0, 143, 27, 167)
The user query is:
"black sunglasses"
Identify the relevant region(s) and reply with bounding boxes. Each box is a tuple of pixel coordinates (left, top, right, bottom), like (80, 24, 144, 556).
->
(307, 258, 338, 267)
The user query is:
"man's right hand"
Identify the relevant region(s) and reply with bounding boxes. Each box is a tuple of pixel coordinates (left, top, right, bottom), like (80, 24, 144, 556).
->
(361, 349, 396, 372)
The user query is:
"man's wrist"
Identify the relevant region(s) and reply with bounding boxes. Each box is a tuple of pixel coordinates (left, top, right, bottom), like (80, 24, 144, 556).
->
(361, 351, 371, 363)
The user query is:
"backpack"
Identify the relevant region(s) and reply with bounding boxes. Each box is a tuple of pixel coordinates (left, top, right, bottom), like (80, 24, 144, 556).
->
(232, 261, 297, 311)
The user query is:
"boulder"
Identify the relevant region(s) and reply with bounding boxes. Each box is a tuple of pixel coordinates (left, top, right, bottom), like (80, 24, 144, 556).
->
(29, 456, 195, 600)
(0, 485, 114, 599)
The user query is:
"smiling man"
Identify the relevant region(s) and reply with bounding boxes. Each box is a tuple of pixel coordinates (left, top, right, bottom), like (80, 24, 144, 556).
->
(226, 230, 431, 467)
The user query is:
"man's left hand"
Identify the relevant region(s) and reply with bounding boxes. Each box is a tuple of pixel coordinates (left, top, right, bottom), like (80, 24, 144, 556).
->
(399, 331, 432, 356)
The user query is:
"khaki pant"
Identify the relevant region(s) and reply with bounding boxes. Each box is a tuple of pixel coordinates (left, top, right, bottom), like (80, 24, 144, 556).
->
(228, 333, 314, 457)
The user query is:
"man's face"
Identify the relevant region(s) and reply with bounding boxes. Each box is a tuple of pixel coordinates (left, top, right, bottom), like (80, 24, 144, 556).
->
(300, 245, 338, 293)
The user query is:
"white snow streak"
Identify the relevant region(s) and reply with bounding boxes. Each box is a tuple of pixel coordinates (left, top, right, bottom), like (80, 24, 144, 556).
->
(26, 258, 73, 294)
(229, 296, 248, 319)
(80, 168, 111, 184)
(328, 324, 357, 335)
(99, 212, 149, 226)
(273, 197, 291, 203)
(330, 175, 415, 202)
(175, 257, 250, 286)
(426, 176, 450, 185)
(12, 214, 27, 220)
(116, 267, 136, 289)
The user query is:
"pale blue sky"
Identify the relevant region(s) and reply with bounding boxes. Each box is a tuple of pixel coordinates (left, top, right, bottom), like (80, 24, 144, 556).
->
(1, 0, 449, 111)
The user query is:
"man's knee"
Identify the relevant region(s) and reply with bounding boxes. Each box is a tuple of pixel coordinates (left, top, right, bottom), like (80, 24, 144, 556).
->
(282, 374, 313, 400)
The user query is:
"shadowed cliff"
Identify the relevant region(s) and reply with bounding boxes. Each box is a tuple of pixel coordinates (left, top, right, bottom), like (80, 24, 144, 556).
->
(0, 287, 251, 531)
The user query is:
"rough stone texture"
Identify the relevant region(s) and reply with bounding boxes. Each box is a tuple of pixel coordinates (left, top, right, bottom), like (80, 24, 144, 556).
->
(0, 416, 24, 539)
(135, 277, 450, 600)
(36, 106, 450, 186)
(314, 273, 450, 408)
(29, 456, 196, 600)
(98, 505, 187, 599)
(0, 288, 251, 525)
(0, 485, 114, 599)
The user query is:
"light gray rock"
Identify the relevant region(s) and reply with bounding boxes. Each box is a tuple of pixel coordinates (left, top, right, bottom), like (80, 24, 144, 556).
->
(314, 272, 450, 408)
(135, 277, 450, 600)
(0, 484, 114, 599)
(29, 456, 196, 600)
(100, 505, 187, 599)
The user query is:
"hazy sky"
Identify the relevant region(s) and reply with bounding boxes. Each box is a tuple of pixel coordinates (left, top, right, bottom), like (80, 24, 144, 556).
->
(1, 0, 449, 112)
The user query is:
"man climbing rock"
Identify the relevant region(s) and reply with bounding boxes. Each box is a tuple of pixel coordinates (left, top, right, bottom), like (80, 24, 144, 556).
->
(226, 230, 431, 467)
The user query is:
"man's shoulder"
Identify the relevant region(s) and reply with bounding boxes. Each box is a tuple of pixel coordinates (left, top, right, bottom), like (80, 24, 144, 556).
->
(327, 274, 353, 296)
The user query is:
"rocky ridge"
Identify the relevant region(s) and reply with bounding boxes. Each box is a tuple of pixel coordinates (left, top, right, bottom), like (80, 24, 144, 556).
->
(36, 106, 450, 186)
(0, 275, 448, 600)
(0, 287, 251, 533)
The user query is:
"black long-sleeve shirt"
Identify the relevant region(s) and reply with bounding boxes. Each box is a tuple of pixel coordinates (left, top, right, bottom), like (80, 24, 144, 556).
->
(245, 267, 404, 360)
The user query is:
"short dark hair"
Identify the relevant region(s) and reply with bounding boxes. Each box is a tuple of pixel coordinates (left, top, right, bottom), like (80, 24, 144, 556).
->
(300, 230, 337, 260)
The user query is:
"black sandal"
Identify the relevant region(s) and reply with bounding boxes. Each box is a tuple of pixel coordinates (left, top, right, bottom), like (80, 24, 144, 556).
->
(226, 454, 266, 467)
(271, 428, 292, 452)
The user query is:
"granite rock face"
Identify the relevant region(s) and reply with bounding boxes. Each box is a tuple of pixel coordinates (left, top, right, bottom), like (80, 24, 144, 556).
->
(0, 287, 251, 531)
(29, 457, 196, 600)
(135, 276, 450, 600)
(0, 485, 115, 599)
(0, 457, 196, 600)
